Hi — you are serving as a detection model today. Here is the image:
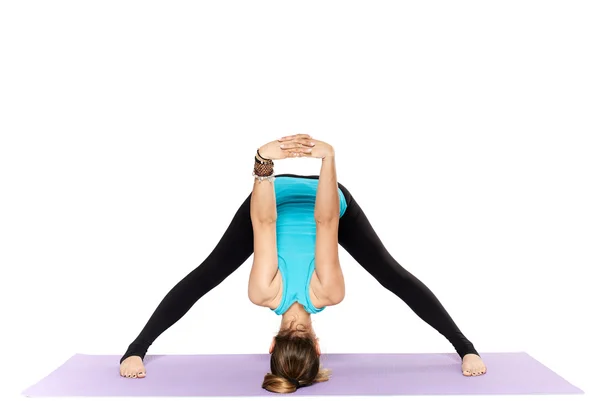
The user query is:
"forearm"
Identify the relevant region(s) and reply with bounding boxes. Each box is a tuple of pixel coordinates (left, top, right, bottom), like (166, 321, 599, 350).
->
(251, 181, 276, 223)
(314, 156, 339, 223)
(250, 166, 277, 223)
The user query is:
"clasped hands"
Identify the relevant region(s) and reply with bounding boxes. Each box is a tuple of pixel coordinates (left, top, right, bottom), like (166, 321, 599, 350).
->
(259, 134, 334, 161)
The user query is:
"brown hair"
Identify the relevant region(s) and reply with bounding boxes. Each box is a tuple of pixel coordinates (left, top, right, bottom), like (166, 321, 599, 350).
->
(262, 324, 330, 393)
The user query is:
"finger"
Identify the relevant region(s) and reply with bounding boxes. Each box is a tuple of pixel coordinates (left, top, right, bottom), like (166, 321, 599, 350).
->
(285, 148, 311, 155)
(279, 142, 313, 150)
(278, 133, 311, 141)
(280, 137, 314, 147)
(284, 150, 305, 158)
(295, 138, 315, 147)
(283, 148, 312, 157)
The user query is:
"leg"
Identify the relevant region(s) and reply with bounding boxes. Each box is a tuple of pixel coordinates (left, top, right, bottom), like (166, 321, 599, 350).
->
(336, 183, 486, 375)
(120, 192, 254, 366)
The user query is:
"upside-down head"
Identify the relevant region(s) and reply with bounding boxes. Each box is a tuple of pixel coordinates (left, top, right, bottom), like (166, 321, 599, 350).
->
(262, 323, 330, 393)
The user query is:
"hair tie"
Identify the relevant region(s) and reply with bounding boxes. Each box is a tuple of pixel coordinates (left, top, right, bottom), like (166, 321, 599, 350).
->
(289, 377, 300, 388)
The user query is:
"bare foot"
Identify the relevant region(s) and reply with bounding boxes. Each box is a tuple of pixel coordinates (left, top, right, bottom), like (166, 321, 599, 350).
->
(462, 353, 486, 376)
(120, 356, 146, 378)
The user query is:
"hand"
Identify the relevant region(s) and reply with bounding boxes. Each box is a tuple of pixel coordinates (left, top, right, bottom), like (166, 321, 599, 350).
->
(279, 136, 334, 160)
(258, 134, 315, 160)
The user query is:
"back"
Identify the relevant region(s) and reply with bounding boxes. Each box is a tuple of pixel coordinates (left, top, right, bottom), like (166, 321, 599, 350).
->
(270, 176, 347, 315)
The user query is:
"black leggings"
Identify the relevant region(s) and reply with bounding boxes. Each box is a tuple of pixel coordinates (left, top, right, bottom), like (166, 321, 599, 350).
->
(120, 174, 477, 363)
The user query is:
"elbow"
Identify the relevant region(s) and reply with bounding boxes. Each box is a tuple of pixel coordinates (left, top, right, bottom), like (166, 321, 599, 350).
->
(251, 214, 277, 225)
(314, 214, 338, 225)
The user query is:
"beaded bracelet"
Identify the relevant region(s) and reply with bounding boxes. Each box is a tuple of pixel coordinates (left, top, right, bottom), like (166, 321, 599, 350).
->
(252, 172, 275, 182)
(253, 162, 274, 176)
(256, 148, 272, 164)
(253, 149, 274, 182)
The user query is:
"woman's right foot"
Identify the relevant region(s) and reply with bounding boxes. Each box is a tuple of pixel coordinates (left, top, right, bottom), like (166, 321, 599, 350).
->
(119, 356, 146, 378)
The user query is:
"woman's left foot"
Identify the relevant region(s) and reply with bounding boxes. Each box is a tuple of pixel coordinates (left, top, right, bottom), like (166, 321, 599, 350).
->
(462, 354, 487, 376)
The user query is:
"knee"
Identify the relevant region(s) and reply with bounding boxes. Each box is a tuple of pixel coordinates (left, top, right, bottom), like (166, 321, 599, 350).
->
(377, 261, 414, 286)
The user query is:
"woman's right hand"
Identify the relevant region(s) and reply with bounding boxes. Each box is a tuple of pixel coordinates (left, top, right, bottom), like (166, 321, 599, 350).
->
(258, 134, 315, 160)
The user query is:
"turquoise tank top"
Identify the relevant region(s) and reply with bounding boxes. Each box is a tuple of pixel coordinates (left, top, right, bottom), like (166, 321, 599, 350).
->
(270, 176, 348, 315)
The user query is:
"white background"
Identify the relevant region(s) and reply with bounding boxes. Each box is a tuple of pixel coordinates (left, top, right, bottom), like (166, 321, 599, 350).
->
(1, 1, 598, 400)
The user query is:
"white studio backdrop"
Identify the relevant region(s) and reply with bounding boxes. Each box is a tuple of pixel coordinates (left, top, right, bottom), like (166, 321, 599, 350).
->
(1, 1, 598, 400)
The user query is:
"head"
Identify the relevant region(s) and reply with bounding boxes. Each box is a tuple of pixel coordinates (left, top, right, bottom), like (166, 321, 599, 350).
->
(262, 322, 330, 393)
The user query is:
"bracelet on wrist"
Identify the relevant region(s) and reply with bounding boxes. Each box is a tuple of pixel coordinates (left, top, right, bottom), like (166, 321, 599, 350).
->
(256, 148, 273, 164)
(252, 172, 275, 182)
(253, 152, 274, 182)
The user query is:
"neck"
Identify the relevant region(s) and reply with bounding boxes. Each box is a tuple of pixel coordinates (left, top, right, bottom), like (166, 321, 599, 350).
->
(281, 302, 313, 333)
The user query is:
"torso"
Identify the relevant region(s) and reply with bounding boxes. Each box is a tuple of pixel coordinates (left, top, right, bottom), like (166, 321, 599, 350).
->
(266, 176, 347, 314)
(265, 269, 325, 310)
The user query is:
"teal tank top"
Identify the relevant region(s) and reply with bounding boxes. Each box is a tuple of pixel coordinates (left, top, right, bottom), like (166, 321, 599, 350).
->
(270, 176, 347, 315)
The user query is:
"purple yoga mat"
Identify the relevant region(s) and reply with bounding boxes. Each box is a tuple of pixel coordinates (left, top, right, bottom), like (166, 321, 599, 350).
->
(23, 352, 583, 397)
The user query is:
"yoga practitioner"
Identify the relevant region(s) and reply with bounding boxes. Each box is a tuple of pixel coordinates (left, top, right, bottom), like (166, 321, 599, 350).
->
(119, 134, 487, 392)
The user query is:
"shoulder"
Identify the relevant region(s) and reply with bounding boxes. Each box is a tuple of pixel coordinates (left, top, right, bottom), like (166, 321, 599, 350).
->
(262, 270, 284, 309)
(308, 269, 345, 308)
(308, 271, 329, 309)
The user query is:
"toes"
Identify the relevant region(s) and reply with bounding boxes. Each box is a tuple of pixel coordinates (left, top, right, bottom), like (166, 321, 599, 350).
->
(463, 369, 472, 376)
(474, 366, 486, 376)
(477, 363, 487, 375)
(121, 368, 146, 379)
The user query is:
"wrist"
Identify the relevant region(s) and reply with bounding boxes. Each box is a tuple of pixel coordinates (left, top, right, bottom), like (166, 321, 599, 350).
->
(321, 147, 335, 161)
(257, 146, 271, 162)
(254, 148, 275, 180)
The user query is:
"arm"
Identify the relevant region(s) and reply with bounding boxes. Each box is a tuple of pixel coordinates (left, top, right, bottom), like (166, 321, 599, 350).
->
(246, 134, 324, 307)
(247, 157, 280, 306)
(311, 145, 345, 306)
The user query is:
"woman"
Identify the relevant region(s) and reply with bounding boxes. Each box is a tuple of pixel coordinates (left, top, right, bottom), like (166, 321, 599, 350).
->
(119, 134, 487, 392)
